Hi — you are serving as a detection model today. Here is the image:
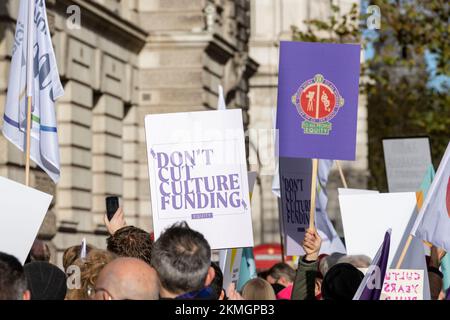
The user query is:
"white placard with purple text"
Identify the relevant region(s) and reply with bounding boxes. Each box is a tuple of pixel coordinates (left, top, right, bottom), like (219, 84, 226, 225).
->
(145, 109, 253, 249)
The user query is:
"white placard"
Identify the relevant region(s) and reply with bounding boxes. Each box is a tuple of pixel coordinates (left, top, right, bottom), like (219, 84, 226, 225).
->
(339, 192, 417, 266)
(145, 109, 253, 249)
(0, 177, 53, 264)
(383, 137, 432, 192)
(338, 188, 379, 195)
(360, 268, 424, 300)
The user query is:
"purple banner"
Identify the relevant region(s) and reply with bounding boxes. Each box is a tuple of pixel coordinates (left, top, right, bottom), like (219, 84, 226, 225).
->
(276, 41, 361, 160)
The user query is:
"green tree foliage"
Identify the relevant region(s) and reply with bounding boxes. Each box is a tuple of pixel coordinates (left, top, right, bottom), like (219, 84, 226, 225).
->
(292, 0, 449, 191)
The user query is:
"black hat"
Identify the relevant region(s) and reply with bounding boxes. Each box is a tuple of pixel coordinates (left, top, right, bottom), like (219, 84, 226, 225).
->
(321, 263, 364, 300)
(24, 261, 67, 300)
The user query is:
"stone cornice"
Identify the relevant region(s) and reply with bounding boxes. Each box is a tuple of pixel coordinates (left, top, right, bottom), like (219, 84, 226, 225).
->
(56, 0, 147, 52)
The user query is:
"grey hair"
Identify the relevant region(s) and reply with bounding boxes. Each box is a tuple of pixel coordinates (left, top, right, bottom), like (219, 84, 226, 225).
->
(319, 254, 372, 276)
(151, 222, 211, 295)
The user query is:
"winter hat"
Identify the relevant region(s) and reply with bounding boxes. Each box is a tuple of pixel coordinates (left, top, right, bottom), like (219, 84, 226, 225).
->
(321, 263, 364, 300)
(24, 261, 67, 300)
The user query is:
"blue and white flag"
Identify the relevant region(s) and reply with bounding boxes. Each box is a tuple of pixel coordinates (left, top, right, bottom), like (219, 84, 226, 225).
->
(411, 142, 450, 253)
(3, 0, 64, 183)
(237, 247, 257, 291)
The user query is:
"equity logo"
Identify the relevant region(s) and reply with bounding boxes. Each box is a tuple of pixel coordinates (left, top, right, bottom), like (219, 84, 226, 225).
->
(291, 74, 344, 135)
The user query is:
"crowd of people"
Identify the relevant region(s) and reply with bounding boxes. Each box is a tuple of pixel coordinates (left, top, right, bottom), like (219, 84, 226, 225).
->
(0, 208, 448, 301)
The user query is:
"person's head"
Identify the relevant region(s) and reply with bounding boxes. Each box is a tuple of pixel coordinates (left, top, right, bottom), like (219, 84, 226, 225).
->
(321, 263, 364, 300)
(26, 240, 51, 263)
(63, 243, 95, 271)
(65, 249, 116, 300)
(0, 252, 30, 300)
(210, 262, 225, 300)
(107, 226, 153, 265)
(24, 261, 67, 300)
(266, 262, 295, 287)
(151, 222, 213, 298)
(319, 254, 371, 276)
(337, 255, 371, 269)
(258, 269, 270, 281)
(93, 257, 159, 300)
(241, 278, 276, 300)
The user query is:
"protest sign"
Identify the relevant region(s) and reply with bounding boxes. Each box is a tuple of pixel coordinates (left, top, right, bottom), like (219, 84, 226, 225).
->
(339, 192, 417, 266)
(145, 109, 253, 249)
(360, 268, 425, 300)
(219, 248, 243, 290)
(0, 177, 52, 264)
(383, 137, 432, 192)
(279, 157, 312, 256)
(279, 158, 345, 256)
(381, 269, 424, 300)
(338, 188, 379, 195)
(276, 41, 361, 160)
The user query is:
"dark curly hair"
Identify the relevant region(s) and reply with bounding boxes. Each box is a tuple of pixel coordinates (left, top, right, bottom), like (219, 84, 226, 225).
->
(0, 252, 27, 300)
(106, 226, 153, 266)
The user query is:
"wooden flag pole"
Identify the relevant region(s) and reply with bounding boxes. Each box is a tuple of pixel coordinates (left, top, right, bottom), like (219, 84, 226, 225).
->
(336, 160, 348, 189)
(24, 0, 35, 187)
(395, 234, 413, 269)
(309, 159, 319, 230)
(25, 96, 32, 186)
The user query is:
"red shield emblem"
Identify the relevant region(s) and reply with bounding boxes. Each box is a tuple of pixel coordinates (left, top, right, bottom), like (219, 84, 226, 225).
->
(292, 74, 344, 135)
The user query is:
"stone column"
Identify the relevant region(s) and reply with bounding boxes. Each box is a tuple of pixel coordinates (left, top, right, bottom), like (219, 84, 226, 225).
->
(92, 94, 124, 225)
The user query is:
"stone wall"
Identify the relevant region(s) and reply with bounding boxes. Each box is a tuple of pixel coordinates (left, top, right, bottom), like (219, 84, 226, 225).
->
(0, 0, 258, 266)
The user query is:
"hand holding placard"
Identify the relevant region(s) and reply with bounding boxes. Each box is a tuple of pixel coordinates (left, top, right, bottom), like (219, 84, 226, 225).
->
(302, 228, 322, 261)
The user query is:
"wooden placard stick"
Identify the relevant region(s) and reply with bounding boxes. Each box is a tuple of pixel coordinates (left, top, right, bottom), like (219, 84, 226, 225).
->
(309, 159, 319, 230)
(395, 234, 413, 269)
(336, 160, 348, 189)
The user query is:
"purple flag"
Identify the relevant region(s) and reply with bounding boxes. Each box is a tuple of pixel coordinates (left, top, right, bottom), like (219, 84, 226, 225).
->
(276, 41, 361, 160)
(353, 229, 391, 300)
(447, 288, 450, 300)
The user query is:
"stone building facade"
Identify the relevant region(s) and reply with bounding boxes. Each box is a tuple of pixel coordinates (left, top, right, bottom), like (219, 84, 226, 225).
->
(0, 0, 368, 264)
(0, 0, 257, 265)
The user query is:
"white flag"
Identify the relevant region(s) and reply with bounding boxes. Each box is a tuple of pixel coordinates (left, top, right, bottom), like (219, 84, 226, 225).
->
(316, 159, 347, 255)
(411, 142, 450, 252)
(2, 0, 64, 183)
(80, 237, 87, 260)
(217, 85, 226, 110)
(391, 211, 431, 300)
